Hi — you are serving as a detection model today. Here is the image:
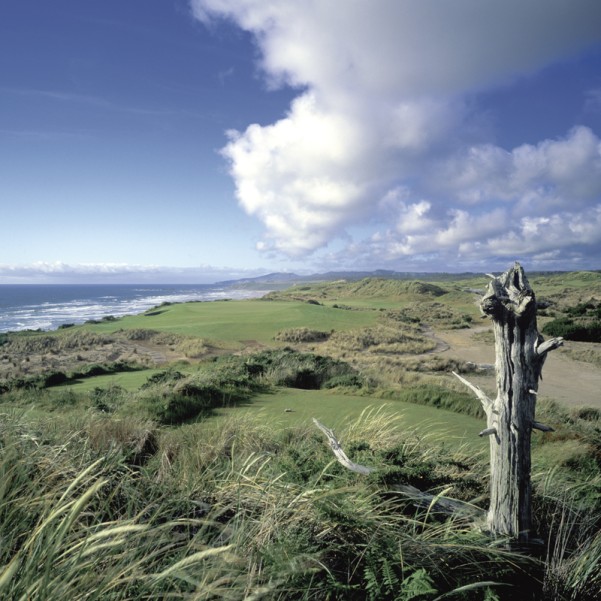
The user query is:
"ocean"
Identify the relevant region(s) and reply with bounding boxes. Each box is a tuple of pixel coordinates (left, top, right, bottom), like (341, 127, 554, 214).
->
(0, 284, 271, 333)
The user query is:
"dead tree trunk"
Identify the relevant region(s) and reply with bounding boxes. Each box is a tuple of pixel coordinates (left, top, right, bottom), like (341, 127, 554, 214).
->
(455, 262, 563, 541)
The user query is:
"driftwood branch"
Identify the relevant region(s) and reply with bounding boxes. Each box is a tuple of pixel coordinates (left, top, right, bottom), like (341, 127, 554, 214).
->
(312, 418, 483, 517)
(312, 419, 375, 475)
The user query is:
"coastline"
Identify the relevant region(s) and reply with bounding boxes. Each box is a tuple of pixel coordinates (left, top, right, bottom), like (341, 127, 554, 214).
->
(0, 284, 272, 334)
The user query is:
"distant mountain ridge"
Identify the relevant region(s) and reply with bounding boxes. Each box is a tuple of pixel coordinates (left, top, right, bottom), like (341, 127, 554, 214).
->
(216, 268, 601, 290)
(216, 269, 478, 288)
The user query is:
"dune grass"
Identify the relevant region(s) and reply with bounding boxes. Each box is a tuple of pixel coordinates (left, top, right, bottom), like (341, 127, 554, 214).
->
(1, 406, 599, 600)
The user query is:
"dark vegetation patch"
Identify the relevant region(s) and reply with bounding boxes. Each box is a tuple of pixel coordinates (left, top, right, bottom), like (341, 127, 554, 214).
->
(137, 349, 361, 424)
(0, 361, 141, 393)
(542, 300, 601, 342)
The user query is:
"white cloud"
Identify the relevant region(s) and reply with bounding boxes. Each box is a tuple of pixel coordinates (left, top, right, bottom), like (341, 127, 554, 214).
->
(193, 0, 601, 98)
(0, 262, 268, 284)
(192, 0, 601, 268)
(442, 126, 601, 211)
(222, 92, 373, 255)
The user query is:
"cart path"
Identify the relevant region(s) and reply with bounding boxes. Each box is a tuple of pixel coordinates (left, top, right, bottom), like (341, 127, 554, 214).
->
(435, 327, 601, 409)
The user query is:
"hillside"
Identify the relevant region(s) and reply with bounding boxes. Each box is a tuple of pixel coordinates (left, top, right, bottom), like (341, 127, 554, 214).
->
(0, 270, 600, 599)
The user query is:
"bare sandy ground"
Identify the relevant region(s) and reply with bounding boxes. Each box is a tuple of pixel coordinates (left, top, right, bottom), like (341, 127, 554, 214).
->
(436, 327, 601, 409)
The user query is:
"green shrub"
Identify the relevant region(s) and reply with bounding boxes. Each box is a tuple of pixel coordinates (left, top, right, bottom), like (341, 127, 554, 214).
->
(542, 318, 601, 342)
(70, 361, 138, 380)
(139, 366, 258, 424)
(141, 369, 185, 388)
(248, 348, 357, 390)
(322, 373, 365, 389)
(565, 301, 601, 318)
(91, 385, 127, 413)
(42, 371, 69, 387)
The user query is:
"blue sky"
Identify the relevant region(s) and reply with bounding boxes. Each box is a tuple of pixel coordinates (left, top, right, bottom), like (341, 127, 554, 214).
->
(1, 0, 601, 283)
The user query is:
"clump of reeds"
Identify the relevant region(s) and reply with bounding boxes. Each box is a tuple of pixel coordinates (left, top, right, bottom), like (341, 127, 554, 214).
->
(0, 413, 254, 600)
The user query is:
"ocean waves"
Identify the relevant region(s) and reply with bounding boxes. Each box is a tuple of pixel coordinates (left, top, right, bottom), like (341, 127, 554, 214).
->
(0, 284, 269, 333)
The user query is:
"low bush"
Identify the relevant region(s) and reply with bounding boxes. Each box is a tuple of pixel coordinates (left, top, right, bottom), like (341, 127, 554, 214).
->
(141, 369, 185, 388)
(542, 318, 601, 342)
(139, 363, 259, 424)
(247, 348, 357, 390)
(91, 385, 127, 414)
(42, 370, 69, 387)
(70, 360, 138, 380)
(565, 300, 601, 318)
(322, 373, 365, 389)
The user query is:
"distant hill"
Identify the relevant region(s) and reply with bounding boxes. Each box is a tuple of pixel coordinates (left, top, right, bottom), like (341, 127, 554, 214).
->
(216, 270, 481, 289)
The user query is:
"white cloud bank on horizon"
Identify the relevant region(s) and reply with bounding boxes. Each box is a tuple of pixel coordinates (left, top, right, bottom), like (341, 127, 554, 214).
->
(0, 262, 268, 284)
(192, 0, 601, 270)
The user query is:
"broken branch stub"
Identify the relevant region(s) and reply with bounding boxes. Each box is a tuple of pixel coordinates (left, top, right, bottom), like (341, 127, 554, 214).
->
(458, 262, 561, 541)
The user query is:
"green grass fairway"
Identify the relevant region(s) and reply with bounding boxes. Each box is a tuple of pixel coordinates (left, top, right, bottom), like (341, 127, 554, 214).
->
(213, 388, 487, 450)
(56, 368, 164, 393)
(83, 300, 379, 345)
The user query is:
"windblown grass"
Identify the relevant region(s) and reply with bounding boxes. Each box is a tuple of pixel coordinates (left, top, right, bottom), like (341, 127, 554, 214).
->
(1, 404, 599, 600)
(0, 413, 249, 600)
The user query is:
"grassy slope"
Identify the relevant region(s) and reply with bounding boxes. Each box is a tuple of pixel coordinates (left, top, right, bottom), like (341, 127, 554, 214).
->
(213, 388, 486, 448)
(2, 272, 601, 599)
(58, 368, 165, 392)
(81, 299, 379, 345)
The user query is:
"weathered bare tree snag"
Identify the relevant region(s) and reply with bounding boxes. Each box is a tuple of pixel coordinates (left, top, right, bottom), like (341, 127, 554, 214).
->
(454, 262, 563, 542)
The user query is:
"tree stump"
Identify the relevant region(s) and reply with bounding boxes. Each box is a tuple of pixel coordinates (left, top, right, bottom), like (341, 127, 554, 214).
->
(455, 262, 563, 541)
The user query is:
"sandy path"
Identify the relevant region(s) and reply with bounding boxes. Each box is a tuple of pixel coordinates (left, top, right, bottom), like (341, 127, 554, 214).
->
(436, 327, 601, 409)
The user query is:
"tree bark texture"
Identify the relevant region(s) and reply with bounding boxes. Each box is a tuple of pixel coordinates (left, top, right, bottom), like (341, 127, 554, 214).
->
(475, 262, 562, 541)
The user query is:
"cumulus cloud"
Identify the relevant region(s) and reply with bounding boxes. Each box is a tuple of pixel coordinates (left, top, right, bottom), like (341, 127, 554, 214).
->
(192, 0, 601, 269)
(441, 126, 601, 208)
